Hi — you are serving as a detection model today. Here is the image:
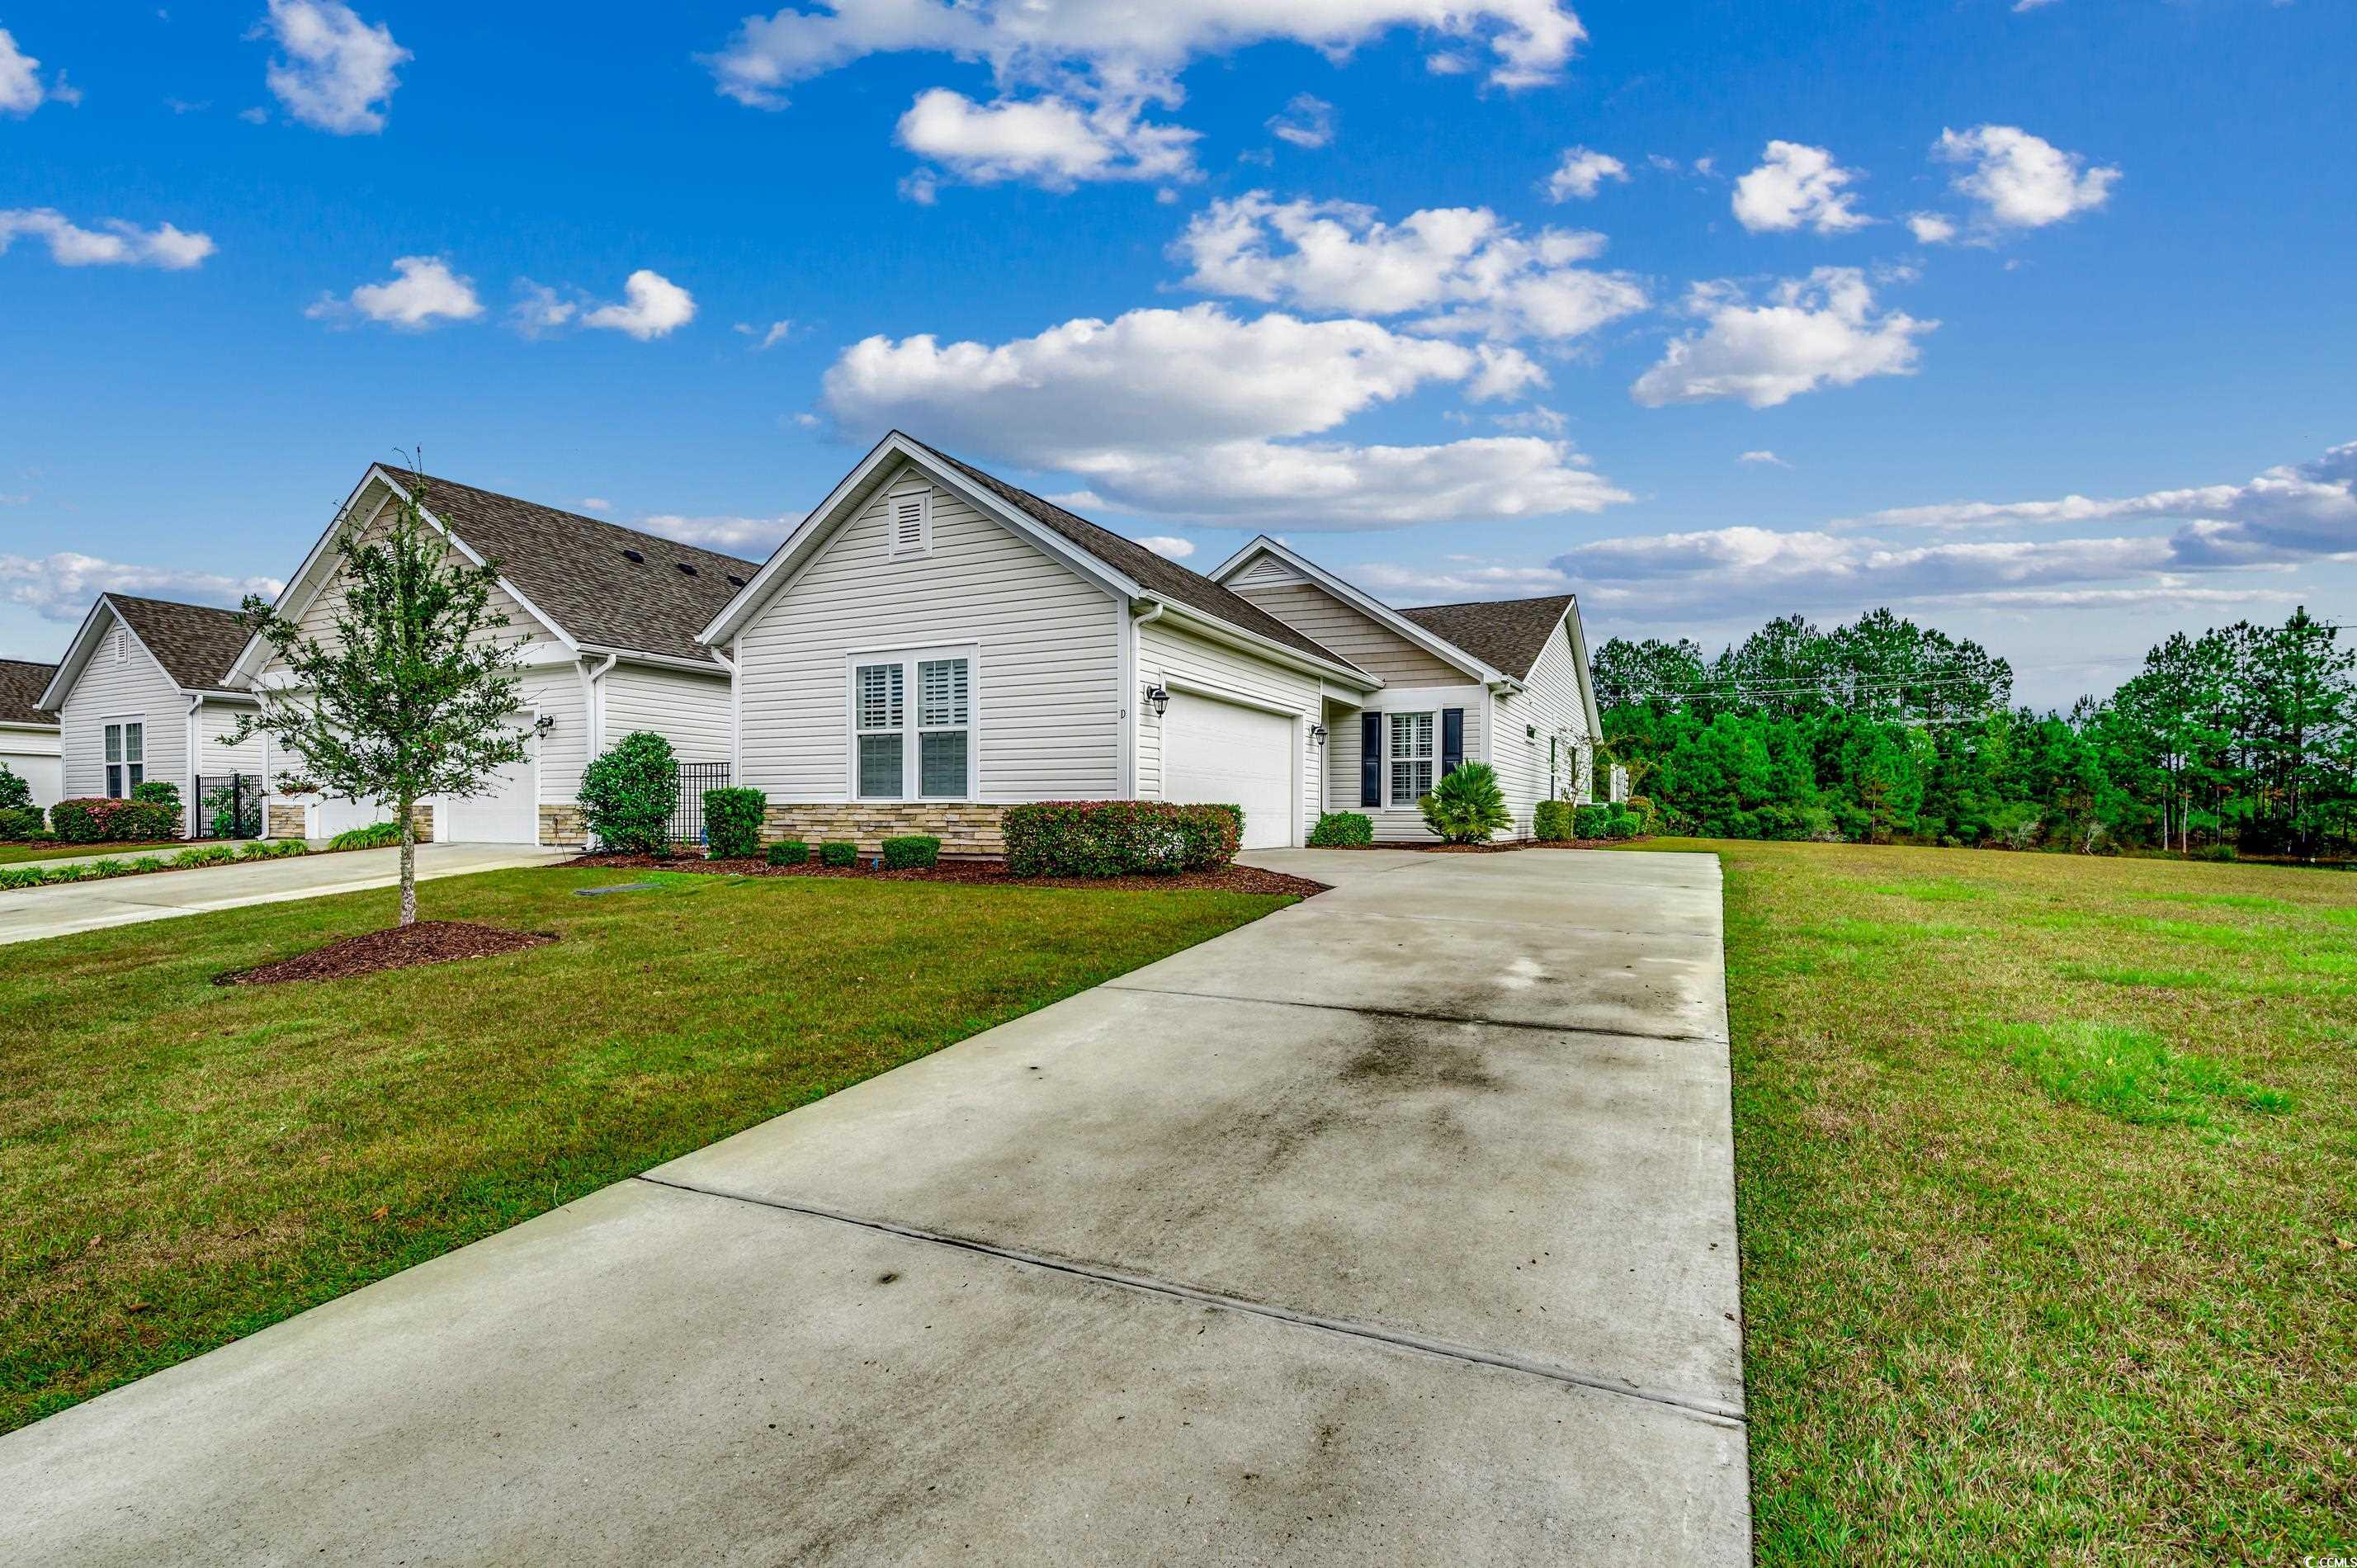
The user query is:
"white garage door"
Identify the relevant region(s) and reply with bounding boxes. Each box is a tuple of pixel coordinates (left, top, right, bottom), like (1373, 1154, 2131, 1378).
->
(1164, 692, 1295, 850)
(434, 736, 538, 844)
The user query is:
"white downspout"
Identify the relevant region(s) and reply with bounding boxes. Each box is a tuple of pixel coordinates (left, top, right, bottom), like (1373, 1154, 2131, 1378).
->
(185, 692, 204, 840)
(580, 654, 617, 756)
(1131, 600, 1165, 800)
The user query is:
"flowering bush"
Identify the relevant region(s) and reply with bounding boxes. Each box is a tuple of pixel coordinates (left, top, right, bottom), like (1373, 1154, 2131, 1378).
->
(50, 796, 182, 843)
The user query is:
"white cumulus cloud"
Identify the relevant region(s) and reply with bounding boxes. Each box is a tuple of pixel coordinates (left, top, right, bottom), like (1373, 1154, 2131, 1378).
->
(1136, 535, 1196, 559)
(0, 209, 215, 269)
(1631, 267, 1933, 409)
(1906, 212, 1958, 245)
(582, 270, 697, 340)
(1731, 140, 1871, 234)
(1174, 192, 1646, 342)
(820, 302, 1625, 527)
(897, 89, 1197, 188)
(308, 255, 483, 329)
(635, 512, 801, 552)
(0, 26, 71, 116)
(1739, 450, 1792, 467)
(1934, 124, 2118, 230)
(1266, 92, 1335, 149)
(255, 0, 408, 135)
(1543, 146, 1627, 201)
(1, 552, 284, 622)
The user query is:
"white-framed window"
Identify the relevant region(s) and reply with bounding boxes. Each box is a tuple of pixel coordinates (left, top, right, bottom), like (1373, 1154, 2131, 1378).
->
(1388, 711, 1434, 805)
(848, 645, 975, 800)
(885, 490, 933, 558)
(104, 719, 145, 797)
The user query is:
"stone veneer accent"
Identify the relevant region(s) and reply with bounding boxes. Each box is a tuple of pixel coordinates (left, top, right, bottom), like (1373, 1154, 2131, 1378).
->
(539, 801, 587, 850)
(408, 802, 434, 844)
(267, 802, 307, 839)
(762, 802, 1008, 857)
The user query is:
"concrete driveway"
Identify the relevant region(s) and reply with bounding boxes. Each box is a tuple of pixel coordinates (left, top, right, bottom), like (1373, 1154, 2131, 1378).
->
(0, 847, 1746, 1565)
(0, 841, 564, 946)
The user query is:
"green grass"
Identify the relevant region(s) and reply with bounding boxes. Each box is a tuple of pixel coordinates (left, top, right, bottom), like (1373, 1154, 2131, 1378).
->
(1620, 839, 2356, 1561)
(0, 866, 1297, 1434)
(0, 840, 193, 866)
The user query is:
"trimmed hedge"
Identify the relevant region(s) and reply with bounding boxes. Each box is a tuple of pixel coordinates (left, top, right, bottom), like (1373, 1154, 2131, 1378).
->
(51, 797, 182, 843)
(702, 788, 767, 859)
(1572, 803, 1618, 839)
(0, 805, 45, 841)
(130, 780, 182, 811)
(819, 841, 858, 868)
(579, 730, 679, 854)
(765, 839, 810, 867)
(1000, 800, 1240, 877)
(1306, 810, 1373, 848)
(1533, 800, 1575, 842)
(881, 834, 942, 870)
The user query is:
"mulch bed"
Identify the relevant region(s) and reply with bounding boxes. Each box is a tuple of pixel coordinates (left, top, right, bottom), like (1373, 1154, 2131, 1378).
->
(561, 852, 1328, 900)
(217, 922, 555, 987)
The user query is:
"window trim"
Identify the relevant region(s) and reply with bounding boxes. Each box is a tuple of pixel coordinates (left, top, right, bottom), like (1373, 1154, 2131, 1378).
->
(103, 716, 147, 799)
(844, 643, 979, 801)
(883, 488, 933, 560)
(1386, 709, 1436, 807)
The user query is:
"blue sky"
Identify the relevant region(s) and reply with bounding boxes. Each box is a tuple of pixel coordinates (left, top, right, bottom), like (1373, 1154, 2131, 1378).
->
(2, 0, 2350, 706)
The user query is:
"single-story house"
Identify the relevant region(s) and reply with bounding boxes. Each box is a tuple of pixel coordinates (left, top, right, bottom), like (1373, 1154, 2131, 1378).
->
(0, 659, 62, 810)
(36, 595, 262, 835)
(234, 466, 756, 847)
(697, 432, 1601, 852)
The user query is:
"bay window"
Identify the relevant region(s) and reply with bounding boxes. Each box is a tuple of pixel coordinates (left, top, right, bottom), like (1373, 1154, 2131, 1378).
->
(850, 648, 975, 800)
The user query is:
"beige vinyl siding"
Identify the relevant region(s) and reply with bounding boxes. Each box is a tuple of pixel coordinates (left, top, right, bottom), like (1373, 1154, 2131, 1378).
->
(600, 664, 731, 764)
(1488, 617, 1592, 834)
(1325, 683, 1490, 842)
(1136, 618, 1321, 845)
(58, 609, 187, 802)
(519, 668, 588, 805)
(194, 699, 263, 776)
(1230, 573, 1467, 687)
(735, 464, 1122, 802)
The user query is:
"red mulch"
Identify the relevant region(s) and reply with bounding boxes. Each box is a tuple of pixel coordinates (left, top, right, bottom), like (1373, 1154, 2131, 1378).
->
(217, 922, 555, 987)
(562, 852, 1327, 899)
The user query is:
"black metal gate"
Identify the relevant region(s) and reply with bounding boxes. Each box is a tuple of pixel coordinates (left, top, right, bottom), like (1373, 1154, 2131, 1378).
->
(667, 763, 732, 847)
(195, 773, 264, 840)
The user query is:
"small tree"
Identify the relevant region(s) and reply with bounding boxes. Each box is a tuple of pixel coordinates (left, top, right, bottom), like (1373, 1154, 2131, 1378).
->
(234, 464, 527, 926)
(579, 731, 678, 853)
(0, 763, 31, 813)
(1419, 762, 1513, 844)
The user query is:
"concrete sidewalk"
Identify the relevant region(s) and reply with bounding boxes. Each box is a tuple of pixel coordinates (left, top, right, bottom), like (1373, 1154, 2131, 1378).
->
(0, 847, 1747, 1564)
(0, 841, 564, 946)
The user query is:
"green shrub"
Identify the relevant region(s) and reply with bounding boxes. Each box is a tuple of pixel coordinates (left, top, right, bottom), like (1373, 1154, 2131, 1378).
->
(239, 838, 307, 861)
(578, 731, 679, 854)
(88, 858, 130, 878)
(130, 779, 181, 811)
(172, 844, 235, 869)
(0, 805, 44, 840)
(1000, 801, 1240, 876)
(1418, 763, 1510, 844)
(819, 840, 858, 868)
(0, 764, 31, 812)
(45, 862, 95, 882)
(702, 788, 766, 859)
(1532, 800, 1575, 843)
(765, 839, 810, 867)
(328, 820, 403, 852)
(2191, 842, 2239, 862)
(0, 865, 44, 890)
(1572, 803, 1618, 839)
(1307, 810, 1374, 847)
(1623, 795, 1660, 835)
(1603, 811, 1638, 841)
(50, 797, 182, 843)
(881, 834, 941, 870)
(129, 856, 169, 874)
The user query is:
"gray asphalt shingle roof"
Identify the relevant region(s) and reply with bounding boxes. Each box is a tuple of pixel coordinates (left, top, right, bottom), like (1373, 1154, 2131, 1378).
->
(1397, 594, 1577, 682)
(0, 659, 58, 727)
(106, 594, 254, 693)
(388, 470, 762, 666)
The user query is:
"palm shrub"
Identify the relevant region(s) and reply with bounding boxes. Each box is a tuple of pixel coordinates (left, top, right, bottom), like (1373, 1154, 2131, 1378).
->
(579, 731, 679, 854)
(1418, 763, 1510, 844)
(1533, 800, 1575, 842)
(1307, 810, 1374, 847)
(701, 788, 766, 859)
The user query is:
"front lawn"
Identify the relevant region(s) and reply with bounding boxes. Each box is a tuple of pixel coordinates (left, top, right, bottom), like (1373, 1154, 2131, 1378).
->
(0, 840, 196, 866)
(1635, 838, 2355, 1561)
(0, 867, 1298, 1433)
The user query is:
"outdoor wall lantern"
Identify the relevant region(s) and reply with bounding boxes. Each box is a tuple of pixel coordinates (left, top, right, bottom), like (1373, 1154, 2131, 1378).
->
(1144, 682, 1169, 718)
(1310, 724, 1329, 745)
(534, 714, 557, 736)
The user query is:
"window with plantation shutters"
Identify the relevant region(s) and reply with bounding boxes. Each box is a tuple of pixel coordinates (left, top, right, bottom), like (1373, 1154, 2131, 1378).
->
(848, 647, 976, 801)
(886, 491, 932, 557)
(1389, 711, 1434, 805)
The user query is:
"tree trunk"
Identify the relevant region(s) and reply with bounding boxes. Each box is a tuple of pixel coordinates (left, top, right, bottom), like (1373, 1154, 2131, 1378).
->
(398, 793, 418, 927)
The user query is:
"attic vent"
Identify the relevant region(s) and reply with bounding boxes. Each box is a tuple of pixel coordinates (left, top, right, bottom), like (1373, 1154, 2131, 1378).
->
(886, 491, 932, 558)
(674, 561, 699, 577)
(621, 548, 645, 564)
(725, 574, 747, 588)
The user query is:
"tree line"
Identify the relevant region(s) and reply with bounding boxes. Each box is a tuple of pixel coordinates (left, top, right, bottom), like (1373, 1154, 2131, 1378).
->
(1594, 607, 2355, 857)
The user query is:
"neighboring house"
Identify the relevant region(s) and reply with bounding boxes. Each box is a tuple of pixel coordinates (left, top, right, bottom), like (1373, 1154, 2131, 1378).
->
(700, 432, 1602, 852)
(1210, 538, 1602, 841)
(35, 596, 262, 836)
(0, 659, 63, 810)
(230, 467, 755, 847)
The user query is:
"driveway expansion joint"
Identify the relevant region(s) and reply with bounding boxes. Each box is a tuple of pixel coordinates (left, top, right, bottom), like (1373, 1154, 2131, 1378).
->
(635, 1172, 1747, 1429)
(1094, 981, 1729, 1046)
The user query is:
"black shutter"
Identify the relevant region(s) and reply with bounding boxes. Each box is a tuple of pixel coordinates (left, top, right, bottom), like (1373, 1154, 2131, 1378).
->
(1360, 711, 1382, 806)
(1441, 708, 1465, 777)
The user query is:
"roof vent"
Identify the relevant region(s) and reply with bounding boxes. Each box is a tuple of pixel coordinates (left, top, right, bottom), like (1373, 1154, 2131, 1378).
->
(725, 574, 747, 588)
(621, 548, 645, 564)
(674, 561, 698, 576)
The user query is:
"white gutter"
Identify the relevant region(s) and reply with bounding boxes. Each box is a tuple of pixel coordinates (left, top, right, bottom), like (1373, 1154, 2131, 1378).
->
(1143, 595, 1381, 692)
